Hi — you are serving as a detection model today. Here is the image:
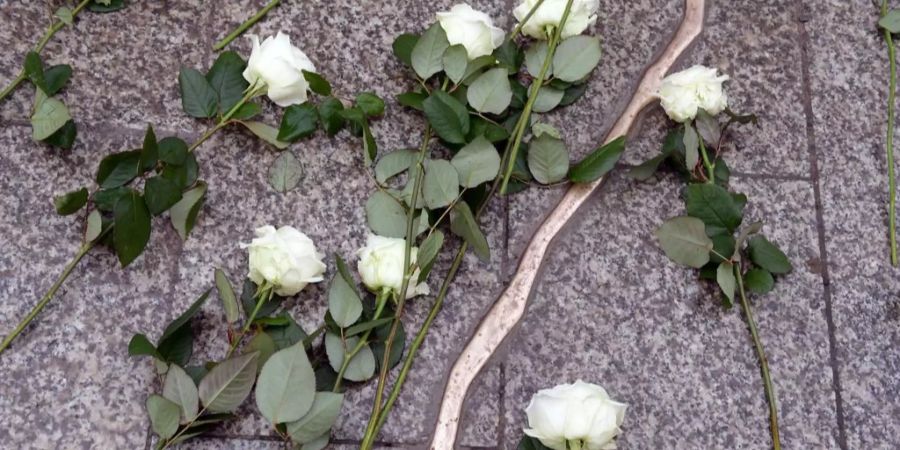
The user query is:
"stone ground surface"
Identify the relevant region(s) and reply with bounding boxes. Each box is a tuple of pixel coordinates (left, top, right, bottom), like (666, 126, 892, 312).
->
(0, 0, 896, 449)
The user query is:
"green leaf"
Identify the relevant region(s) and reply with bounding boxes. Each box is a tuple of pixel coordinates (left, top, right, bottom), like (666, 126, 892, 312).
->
(396, 91, 427, 110)
(460, 55, 498, 85)
(139, 125, 158, 171)
(286, 392, 344, 444)
(96, 150, 141, 188)
(147, 394, 181, 439)
(375, 149, 416, 184)
(684, 183, 743, 235)
(628, 154, 666, 181)
(94, 186, 129, 212)
(411, 23, 449, 79)
(328, 269, 363, 328)
(524, 41, 550, 78)
(160, 289, 211, 343)
(423, 90, 470, 144)
(655, 216, 714, 268)
(247, 331, 276, 367)
(519, 435, 554, 450)
(43, 64, 72, 96)
(198, 352, 259, 413)
(128, 334, 159, 358)
(163, 364, 199, 423)
(206, 51, 249, 114)
(42, 119, 77, 149)
(113, 190, 151, 267)
(324, 333, 375, 382)
(241, 279, 285, 320)
(85, 209, 103, 242)
(240, 121, 290, 149)
(317, 97, 345, 136)
(159, 149, 199, 189)
(559, 83, 588, 107)
(170, 182, 207, 240)
(157, 136, 188, 165)
(356, 92, 385, 117)
(268, 151, 304, 193)
(745, 268, 775, 294)
(393, 33, 419, 67)
(442, 44, 469, 84)
(881, 9, 900, 33)
(303, 70, 331, 96)
(552, 36, 602, 82)
(716, 262, 736, 305)
(468, 116, 509, 143)
(417, 230, 443, 282)
(568, 136, 625, 183)
(451, 136, 500, 188)
(450, 202, 490, 261)
(278, 103, 318, 142)
(695, 110, 720, 145)
(400, 164, 425, 209)
(493, 38, 523, 73)
(179, 67, 218, 118)
(372, 321, 405, 371)
(55, 7, 74, 25)
(467, 68, 512, 115)
(340, 108, 377, 163)
(144, 176, 183, 216)
(88, 0, 126, 13)
(344, 317, 394, 337)
(365, 190, 408, 238)
(53, 187, 88, 215)
(215, 269, 240, 324)
(532, 86, 564, 113)
(747, 236, 792, 274)
(31, 90, 71, 140)
(683, 123, 699, 170)
(423, 159, 459, 209)
(256, 343, 316, 424)
(230, 103, 261, 120)
(24, 52, 46, 92)
(527, 134, 569, 184)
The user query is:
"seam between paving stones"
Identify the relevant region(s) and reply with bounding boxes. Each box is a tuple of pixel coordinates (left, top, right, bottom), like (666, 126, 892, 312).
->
(796, 2, 848, 449)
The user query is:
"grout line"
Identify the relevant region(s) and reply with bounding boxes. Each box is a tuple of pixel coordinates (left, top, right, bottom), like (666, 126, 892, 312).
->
(796, 2, 848, 449)
(143, 425, 152, 450)
(614, 163, 813, 182)
(498, 362, 508, 450)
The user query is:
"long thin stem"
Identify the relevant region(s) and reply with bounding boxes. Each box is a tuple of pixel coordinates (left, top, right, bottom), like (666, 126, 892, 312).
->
(333, 290, 390, 392)
(735, 263, 781, 450)
(0, 240, 95, 355)
(884, 0, 899, 266)
(0, 0, 92, 105)
(508, 0, 548, 40)
(213, 0, 281, 51)
(698, 133, 716, 184)
(499, 0, 576, 194)
(226, 285, 273, 357)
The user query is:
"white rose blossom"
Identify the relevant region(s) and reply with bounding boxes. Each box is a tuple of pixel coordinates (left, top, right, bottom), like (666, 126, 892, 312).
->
(357, 234, 430, 299)
(513, 0, 600, 40)
(242, 32, 317, 107)
(437, 3, 505, 59)
(523, 380, 626, 450)
(243, 225, 326, 297)
(657, 65, 730, 123)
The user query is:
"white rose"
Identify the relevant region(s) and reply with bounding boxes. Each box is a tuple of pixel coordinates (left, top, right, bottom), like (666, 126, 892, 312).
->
(657, 65, 729, 123)
(437, 4, 505, 59)
(243, 225, 326, 297)
(242, 32, 317, 107)
(524, 380, 626, 450)
(357, 234, 430, 299)
(513, 0, 599, 40)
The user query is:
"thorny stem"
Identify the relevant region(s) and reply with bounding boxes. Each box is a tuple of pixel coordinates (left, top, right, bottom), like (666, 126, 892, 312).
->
(883, 0, 899, 266)
(735, 262, 781, 450)
(213, 0, 281, 51)
(0, 0, 93, 104)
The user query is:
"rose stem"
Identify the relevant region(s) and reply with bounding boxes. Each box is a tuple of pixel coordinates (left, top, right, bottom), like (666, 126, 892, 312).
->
(333, 290, 390, 392)
(883, 0, 899, 266)
(499, 0, 576, 194)
(0, 0, 93, 104)
(735, 262, 781, 450)
(212, 0, 281, 51)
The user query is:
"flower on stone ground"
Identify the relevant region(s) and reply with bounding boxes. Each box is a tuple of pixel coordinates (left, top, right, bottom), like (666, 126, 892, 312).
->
(657, 65, 729, 123)
(523, 380, 626, 450)
(243, 225, 326, 296)
(437, 3, 505, 59)
(357, 234, 430, 299)
(243, 32, 317, 107)
(512, 0, 600, 40)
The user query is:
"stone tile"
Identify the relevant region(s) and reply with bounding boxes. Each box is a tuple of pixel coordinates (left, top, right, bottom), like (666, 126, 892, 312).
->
(1, 1, 213, 134)
(805, 1, 900, 448)
(622, 0, 810, 177)
(458, 364, 501, 447)
(0, 124, 183, 448)
(152, 436, 287, 449)
(479, 172, 838, 448)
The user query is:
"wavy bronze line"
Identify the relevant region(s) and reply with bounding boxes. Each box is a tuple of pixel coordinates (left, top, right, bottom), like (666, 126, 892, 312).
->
(428, 0, 707, 447)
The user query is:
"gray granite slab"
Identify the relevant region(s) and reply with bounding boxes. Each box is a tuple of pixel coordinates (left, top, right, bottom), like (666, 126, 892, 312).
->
(805, 1, 900, 448)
